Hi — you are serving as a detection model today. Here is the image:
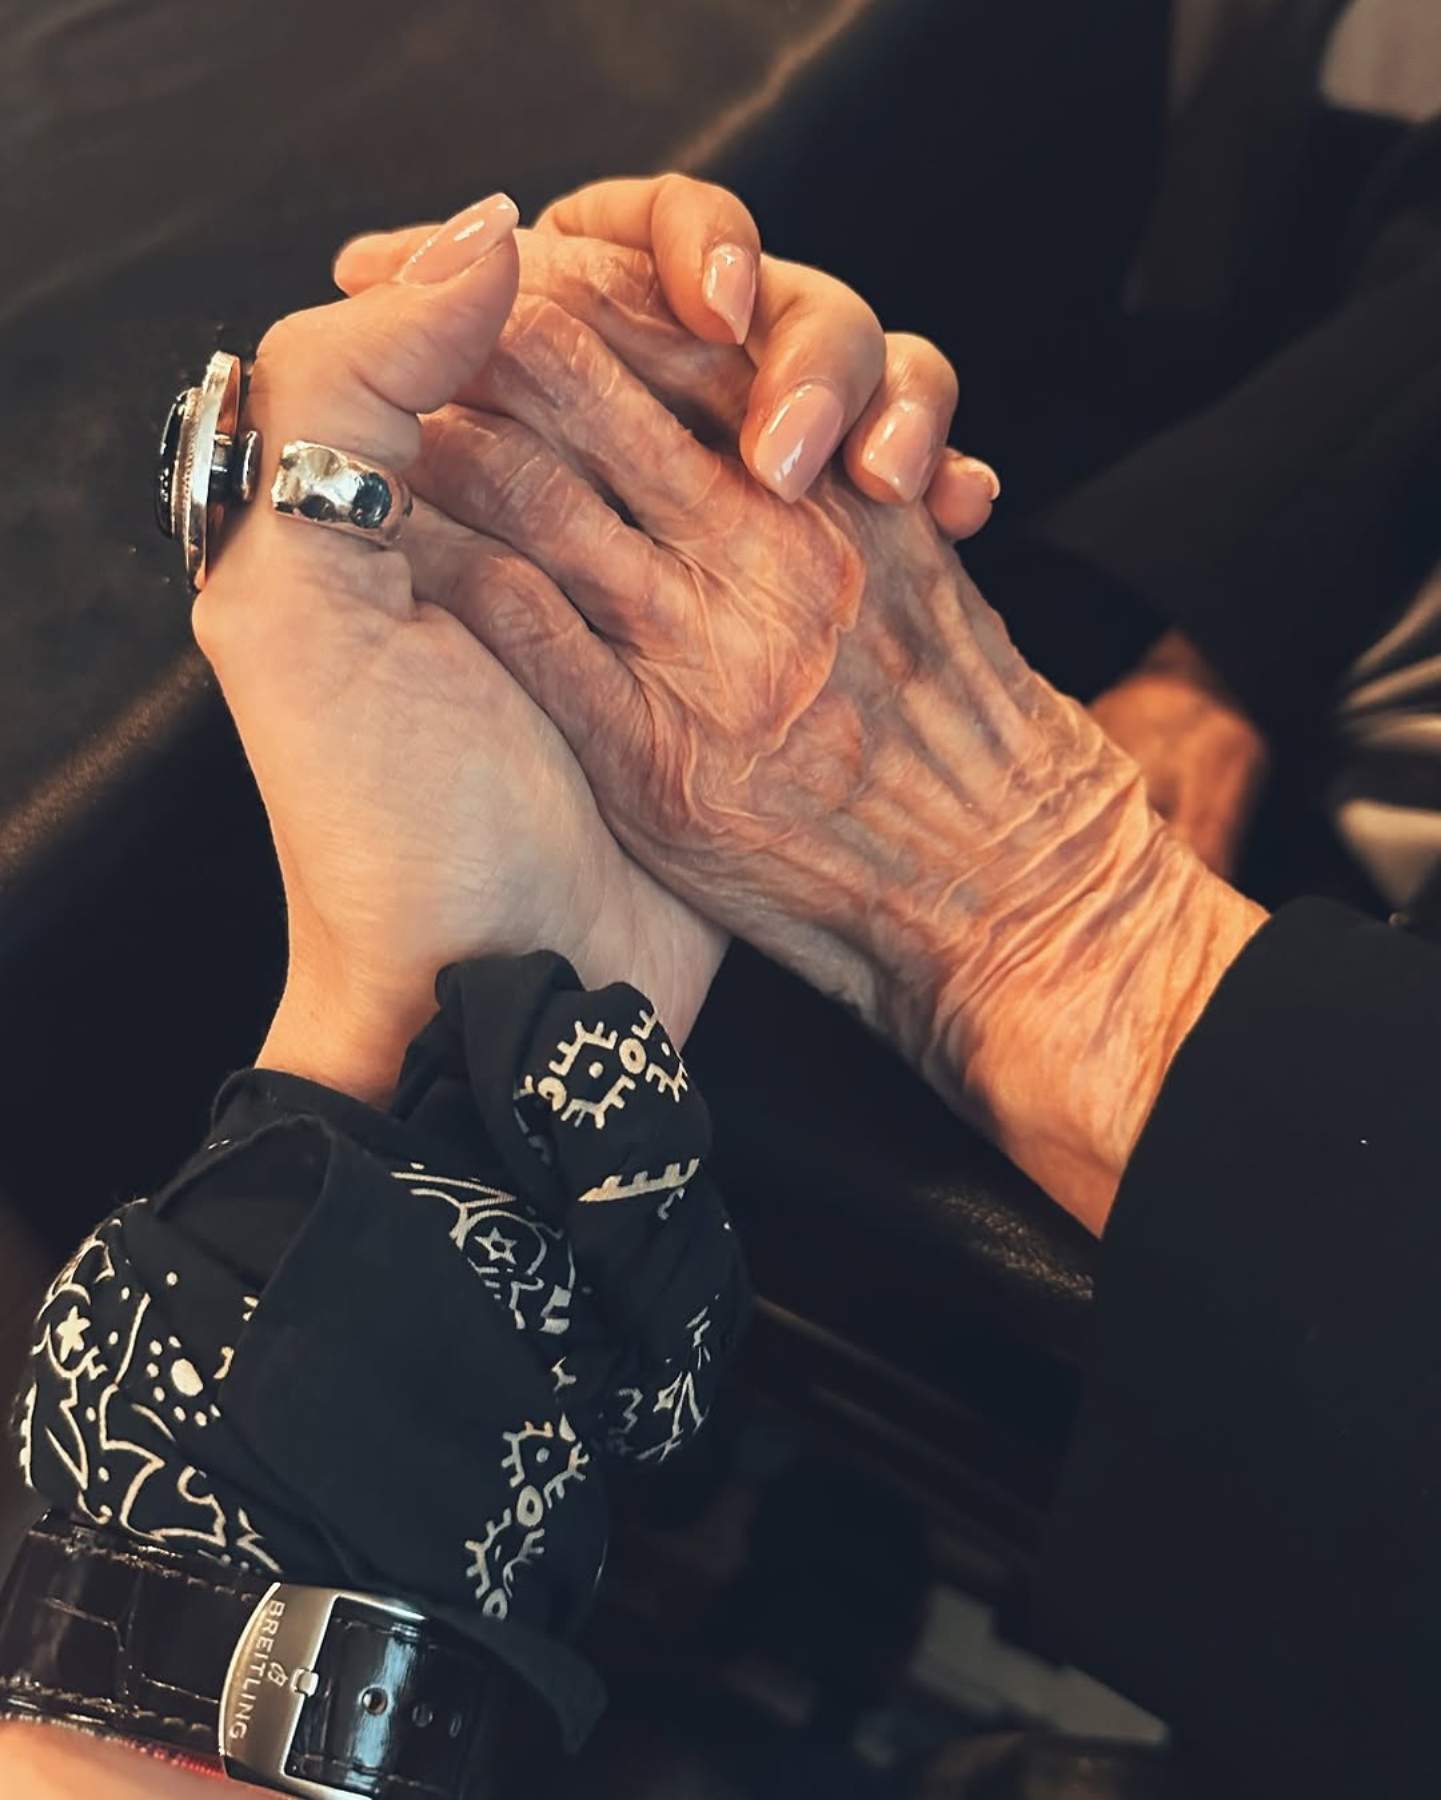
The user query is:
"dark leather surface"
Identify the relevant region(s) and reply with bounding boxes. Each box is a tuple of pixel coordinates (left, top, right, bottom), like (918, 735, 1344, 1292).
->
(0, 0, 1099, 1490)
(0, 1517, 553, 1795)
(0, 0, 863, 869)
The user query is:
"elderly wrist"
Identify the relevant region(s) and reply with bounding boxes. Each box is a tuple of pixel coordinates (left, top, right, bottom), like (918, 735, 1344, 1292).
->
(834, 639, 1152, 1065)
(794, 586, 1268, 1230)
(923, 804, 1265, 1233)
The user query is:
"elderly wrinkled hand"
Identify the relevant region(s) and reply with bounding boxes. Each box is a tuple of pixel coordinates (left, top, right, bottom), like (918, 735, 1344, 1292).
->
(398, 268, 1124, 1035)
(398, 245, 1264, 1228)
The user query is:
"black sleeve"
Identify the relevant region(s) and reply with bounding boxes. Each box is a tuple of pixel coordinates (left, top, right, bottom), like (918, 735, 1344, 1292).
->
(1032, 253, 1441, 742)
(18, 951, 749, 1750)
(1036, 900, 1441, 1797)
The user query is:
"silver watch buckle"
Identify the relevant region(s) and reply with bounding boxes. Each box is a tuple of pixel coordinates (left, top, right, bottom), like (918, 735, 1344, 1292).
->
(219, 1581, 425, 1796)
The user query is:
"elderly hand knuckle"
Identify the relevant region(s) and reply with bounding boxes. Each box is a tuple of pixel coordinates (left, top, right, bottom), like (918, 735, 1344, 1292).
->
(486, 563, 552, 640)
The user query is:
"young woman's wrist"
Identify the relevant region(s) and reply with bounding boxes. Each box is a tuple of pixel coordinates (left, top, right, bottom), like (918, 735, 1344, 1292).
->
(0, 1720, 221, 1798)
(257, 963, 429, 1105)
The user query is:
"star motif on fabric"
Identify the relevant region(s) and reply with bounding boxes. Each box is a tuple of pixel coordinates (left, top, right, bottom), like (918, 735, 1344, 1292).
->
(54, 1307, 89, 1361)
(476, 1227, 517, 1266)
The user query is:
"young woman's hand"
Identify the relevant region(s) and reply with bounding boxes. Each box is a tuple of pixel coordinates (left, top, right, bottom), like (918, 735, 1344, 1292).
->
(194, 194, 724, 1105)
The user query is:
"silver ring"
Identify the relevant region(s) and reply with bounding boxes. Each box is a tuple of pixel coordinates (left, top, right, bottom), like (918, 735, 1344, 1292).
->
(270, 441, 412, 548)
(155, 351, 261, 591)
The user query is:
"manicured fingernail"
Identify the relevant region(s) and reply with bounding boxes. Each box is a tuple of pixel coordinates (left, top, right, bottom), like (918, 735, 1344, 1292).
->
(861, 400, 938, 502)
(949, 452, 1002, 502)
(754, 381, 846, 502)
(702, 242, 757, 343)
(399, 193, 520, 285)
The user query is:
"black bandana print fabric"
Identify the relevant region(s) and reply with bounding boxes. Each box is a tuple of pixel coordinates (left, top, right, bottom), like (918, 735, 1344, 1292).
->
(17, 953, 749, 1745)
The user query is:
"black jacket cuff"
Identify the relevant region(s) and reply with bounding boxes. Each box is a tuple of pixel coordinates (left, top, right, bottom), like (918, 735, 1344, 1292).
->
(1037, 900, 1441, 1794)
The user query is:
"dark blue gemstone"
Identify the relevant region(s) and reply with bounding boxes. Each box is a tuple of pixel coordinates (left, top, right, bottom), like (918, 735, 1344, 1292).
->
(352, 471, 392, 530)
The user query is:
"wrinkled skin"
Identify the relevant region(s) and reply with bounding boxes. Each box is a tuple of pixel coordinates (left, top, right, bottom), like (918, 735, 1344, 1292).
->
(407, 239, 1152, 1063)
(404, 234, 1268, 1228)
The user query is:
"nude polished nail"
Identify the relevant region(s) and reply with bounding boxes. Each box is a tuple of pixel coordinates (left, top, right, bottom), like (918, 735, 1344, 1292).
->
(703, 242, 757, 343)
(754, 381, 846, 502)
(861, 400, 937, 502)
(398, 192, 520, 285)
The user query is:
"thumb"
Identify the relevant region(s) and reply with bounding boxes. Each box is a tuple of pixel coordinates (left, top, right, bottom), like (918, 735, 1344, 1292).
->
(335, 173, 765, 350)
(247, 193, 520, 480)
(199, 193, 519, 632)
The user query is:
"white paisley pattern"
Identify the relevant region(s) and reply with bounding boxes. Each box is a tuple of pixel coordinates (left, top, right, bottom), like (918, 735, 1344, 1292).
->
(393, 1171, 578, 1340)
(462, 1415, 591, 1617)
(19, 968, 744, 1640)
(19, 1209, 280, 1571)
(515, 1002, 691, 1132)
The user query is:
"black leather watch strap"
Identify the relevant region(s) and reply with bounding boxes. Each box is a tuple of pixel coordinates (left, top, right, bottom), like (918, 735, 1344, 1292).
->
(0, 1516, 552, 1796)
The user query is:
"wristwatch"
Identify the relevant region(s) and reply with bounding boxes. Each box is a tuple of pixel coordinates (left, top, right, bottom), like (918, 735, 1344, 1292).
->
(0, 1516, 550, 1796)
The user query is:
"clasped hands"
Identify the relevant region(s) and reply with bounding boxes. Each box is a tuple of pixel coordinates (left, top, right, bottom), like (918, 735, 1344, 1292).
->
(197, 177, 1264, 1235)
